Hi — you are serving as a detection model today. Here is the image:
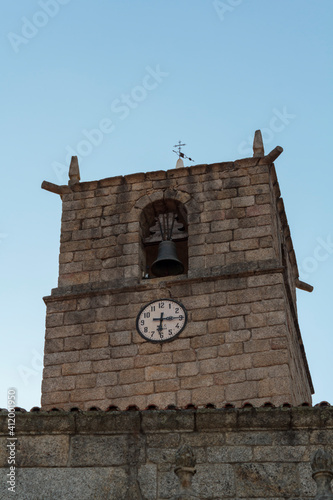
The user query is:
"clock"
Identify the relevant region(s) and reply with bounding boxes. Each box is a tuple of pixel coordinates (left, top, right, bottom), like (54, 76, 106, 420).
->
(136, 299, 187, 343)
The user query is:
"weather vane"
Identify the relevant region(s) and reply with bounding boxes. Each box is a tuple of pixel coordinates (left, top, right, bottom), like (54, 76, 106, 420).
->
(172, 140, 194, 162)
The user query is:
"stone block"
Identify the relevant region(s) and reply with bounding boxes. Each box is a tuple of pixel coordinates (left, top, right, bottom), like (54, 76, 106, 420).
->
(42, 376, 75, 393)
(251, 324, 285, 340)
(43, 365, 62, 378)
(225, 381, 258, 401)
(141, 410, 195, 433)
(230, 316, 245, 330)
(190, 332, 224, 349)
(80, 347, 110, 361)
(70, 387, 105, 402)
(197, 346, 218, 360)
(75, 374, 97, 389)
(234, 225, 271, 240)
(46, 313, 64, 328)
(64, 335, 90, 351)
(106, 382, 154, 399)
(70, 435, 144, 466)
(244, 339, 271, 353)
(214, 370, 246, 385)
(147, 391, 177, 408)
(177, 361, 199, 377)
(93, 358, 134, 372)
(96, 372, 118, 387)
(16, 436, 69, 467)
(217, 304, 251, 318)
(154, 378, 180, 393)
(44, 351, 79, 366)
(146, 364, 177, 381)
(83, 322, 106, 334)
(161, 338, 190, 352)
(230, 238, 259, 252)
(225, 329, 251, 343)
(109, 331, 132, 347)
(252, 350, 288, 368)
(44, 338, 64, 354)
(225, 207, 246, 219)
(229, 354, 253, 371)
(62, 361, 92, 375)
(176, 389, 193, 407)
(46, 324, 82, 339)
(138, 342, 162, 354)
(119, 368, 145, 385)
(258, 376, 292, 398)
(232, 195, 255, 208)
(192, 464, 236, 497)
(41, 390, 70, 406)
(64, 310, 95, 325)
(180, 374, 214, 390)
(211, 219, 239, 232)
(206, 253, 226, 267)
(234, 462, 299, 497)
(134, 352, 172, 368)
(90, 333, 109, 348)
(207, 445, 253, 463)
(251, 297, 285, 313)
(192, 307, 217, 321)
(245, 313, 267, 328)
(207, 318, 230, 334)
(266, 310, 286, 325)
(246, 203, 271, 217)
(245, 247, 276, 261)
(206, 230, 233, 243)
(218, 343, 244, 357)
(199, 357, 229, 375)
(111, 344, 138, 358)
(172, 349, 196, 363)
(47, 299, 77, 313)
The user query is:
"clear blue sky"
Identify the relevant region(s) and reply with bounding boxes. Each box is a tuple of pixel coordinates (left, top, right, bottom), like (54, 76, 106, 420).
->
(1, 1, 332, 409)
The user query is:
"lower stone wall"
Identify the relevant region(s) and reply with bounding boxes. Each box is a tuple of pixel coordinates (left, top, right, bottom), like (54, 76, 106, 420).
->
(0, 406, 332, 499)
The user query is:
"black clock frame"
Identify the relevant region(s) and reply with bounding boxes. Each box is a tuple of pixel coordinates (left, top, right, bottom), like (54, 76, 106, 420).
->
(135, 298, 188, 343)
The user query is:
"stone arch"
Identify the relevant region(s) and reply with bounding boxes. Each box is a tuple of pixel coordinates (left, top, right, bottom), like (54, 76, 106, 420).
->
(139, 194, 189, 279)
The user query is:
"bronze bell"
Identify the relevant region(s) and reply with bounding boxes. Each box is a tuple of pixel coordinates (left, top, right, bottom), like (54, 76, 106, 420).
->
(151, 240, 184, 277)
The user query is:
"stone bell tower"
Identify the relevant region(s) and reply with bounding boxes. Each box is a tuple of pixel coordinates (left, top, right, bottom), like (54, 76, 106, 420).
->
(40, 131, 313, 410)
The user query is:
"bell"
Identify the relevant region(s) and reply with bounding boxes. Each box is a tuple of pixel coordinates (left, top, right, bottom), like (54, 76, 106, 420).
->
(151, 240, 184, 277)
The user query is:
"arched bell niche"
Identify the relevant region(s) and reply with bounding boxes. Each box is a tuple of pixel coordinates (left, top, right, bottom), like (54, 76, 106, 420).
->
(140, 198, 188, 278)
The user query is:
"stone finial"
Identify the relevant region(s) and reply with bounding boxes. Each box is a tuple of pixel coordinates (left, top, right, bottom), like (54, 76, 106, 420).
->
(176, 158, 185, 169)
(311, 449, 333, 499)
(68, 156, 80, 186)
(253, 130, 265, 157)
(173, 445, 198, 499)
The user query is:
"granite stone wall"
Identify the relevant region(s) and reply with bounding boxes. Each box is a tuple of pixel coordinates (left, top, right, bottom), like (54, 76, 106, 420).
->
(1, 406, 332, 499)
(41, 157, 313, 410)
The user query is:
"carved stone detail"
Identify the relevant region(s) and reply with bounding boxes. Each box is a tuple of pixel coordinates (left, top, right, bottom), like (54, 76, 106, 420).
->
(311, 449, 333, 499)
(173, 445, 198, 500)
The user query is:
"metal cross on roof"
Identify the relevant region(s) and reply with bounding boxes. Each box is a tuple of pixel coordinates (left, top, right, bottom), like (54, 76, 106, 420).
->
(172, 141, 194, 162)
(173, 141, 186, 158)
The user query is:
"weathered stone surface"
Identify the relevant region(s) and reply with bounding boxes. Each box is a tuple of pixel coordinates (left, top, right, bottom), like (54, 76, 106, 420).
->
(234, 462, 299, 497)
(192, 463, 235, 498)
(0, 467, 128, 500)
(70, 435, 144, 466)
(42, 158, 313, 411)
(1, 408, 333, 498)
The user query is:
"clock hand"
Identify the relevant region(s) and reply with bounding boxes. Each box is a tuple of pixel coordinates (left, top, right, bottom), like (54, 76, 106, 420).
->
(164, 316, 183, 321)
(158, 312, 164, 330)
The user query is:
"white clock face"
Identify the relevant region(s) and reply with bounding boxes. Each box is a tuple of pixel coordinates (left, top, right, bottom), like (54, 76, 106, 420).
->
(136, 299, 187, 343)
